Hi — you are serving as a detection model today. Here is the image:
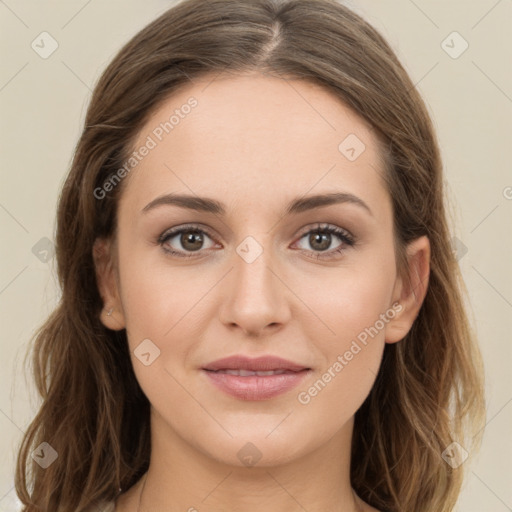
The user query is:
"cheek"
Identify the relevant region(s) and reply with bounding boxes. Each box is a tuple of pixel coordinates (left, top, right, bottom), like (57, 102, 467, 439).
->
(117, 240, 192, 338)
(293, 278, 393, 432)
(116, 256, 198, 410)
(301, 255, 397, 344)
(116, 245, 214, 396)
(294, 253, 396, 407)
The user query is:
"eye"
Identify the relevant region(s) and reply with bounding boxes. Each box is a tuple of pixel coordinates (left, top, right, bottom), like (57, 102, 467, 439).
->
(158, 222, 356, 260)
(158, 224, 218, 258)
(292, 223, 355, 260)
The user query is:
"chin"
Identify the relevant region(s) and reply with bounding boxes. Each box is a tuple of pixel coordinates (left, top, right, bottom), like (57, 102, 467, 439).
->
(187, 423, 318, 469)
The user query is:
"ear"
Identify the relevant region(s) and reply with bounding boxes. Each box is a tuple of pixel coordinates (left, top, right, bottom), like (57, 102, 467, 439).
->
(385, 235, 430, 344)
(92, 237, 126, 331)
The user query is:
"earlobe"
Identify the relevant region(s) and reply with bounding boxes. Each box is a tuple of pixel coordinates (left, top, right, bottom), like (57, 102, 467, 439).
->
(385, 235, 431, 344)
(92, 237, 126, 331)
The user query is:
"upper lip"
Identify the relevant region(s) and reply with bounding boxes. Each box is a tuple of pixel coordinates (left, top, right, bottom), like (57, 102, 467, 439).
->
(202, 355, 310, 372)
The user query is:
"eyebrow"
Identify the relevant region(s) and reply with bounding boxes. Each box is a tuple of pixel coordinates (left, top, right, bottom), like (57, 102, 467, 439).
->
(141, 191, 373, 217)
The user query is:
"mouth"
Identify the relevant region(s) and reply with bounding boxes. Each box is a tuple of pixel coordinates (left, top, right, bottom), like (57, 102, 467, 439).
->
(201, 355, 311, 400)
(204, 368, 304, 376)
(202, 354, 310, 373)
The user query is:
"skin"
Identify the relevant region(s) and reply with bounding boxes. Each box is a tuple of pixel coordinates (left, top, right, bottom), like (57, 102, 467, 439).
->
(94, 71, 430, 512)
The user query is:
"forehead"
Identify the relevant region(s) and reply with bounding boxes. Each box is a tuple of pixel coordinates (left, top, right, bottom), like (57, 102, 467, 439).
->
(121, 72, 390, 220)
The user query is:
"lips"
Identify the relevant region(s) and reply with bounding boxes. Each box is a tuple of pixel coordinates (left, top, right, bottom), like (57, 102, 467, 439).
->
(212, 369, 292, 376)
(202, 355, 311, 400)
(202, 355, 309, 373)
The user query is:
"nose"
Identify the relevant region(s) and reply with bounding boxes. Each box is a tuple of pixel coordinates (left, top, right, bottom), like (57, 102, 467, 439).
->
(218, 240, 291, 337)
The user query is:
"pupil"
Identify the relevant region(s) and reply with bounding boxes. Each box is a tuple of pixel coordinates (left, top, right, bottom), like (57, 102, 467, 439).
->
(182, 231, 203, 251)
(310, 232, 330, 251)
(179, 231, 332, 252)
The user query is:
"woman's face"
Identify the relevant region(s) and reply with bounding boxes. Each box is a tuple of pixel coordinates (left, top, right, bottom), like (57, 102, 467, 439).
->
(97, 72, 428, 468)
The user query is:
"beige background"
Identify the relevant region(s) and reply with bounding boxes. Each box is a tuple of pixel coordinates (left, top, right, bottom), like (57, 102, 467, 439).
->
(1, 0, 511, 510)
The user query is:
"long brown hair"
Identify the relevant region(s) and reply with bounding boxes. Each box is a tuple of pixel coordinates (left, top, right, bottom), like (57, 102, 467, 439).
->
(15, 0, 486, 510)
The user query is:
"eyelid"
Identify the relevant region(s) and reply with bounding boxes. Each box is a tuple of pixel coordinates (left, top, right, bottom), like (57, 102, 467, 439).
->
(157, 223, 217, 243)
(158, 223, 354, 243)
(295, 222, 354, 242)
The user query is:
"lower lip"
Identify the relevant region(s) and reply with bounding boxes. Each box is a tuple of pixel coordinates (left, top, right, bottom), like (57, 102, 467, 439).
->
(202, 369, 310, 400)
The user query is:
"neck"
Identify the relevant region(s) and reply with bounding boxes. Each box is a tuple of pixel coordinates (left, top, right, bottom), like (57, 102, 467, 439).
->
(131, 409, 364, 512)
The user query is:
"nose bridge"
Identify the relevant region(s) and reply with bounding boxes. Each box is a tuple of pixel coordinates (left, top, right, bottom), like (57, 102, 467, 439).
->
(233, 232, 280, 303)
(237, 236, 273, 287)
(219, 231, 290, 334)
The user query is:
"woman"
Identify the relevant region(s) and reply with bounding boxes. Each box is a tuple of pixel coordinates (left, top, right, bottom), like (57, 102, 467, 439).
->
(15, 0, 486, 510)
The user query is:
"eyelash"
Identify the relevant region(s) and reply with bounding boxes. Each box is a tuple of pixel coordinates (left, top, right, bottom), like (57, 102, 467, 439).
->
(157, 222, 356, 261)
